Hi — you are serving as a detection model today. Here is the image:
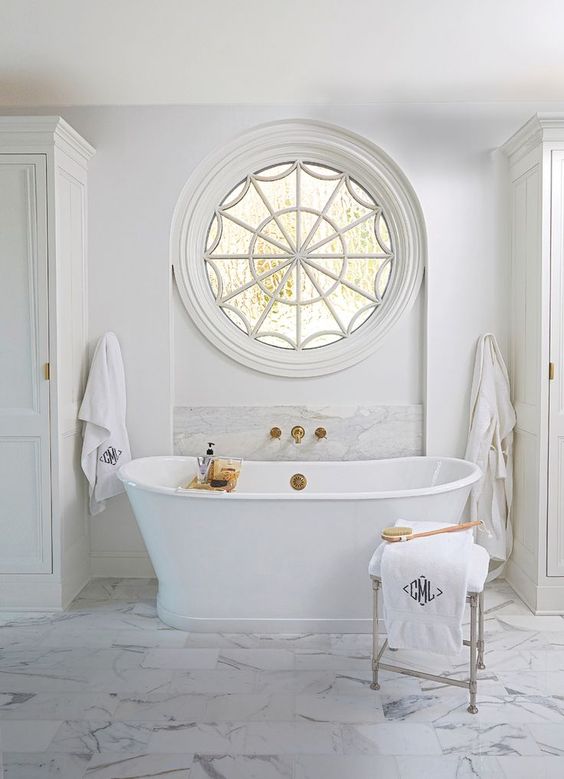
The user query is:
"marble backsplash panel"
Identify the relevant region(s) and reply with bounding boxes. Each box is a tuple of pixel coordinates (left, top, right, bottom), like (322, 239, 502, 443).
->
(173, 405, 423, 461)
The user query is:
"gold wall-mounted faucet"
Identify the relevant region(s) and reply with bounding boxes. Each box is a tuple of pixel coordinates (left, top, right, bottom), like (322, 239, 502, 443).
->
(291, 425, 305, 444)
(314, 427, 327, 440)
(270, 427, 282, 439)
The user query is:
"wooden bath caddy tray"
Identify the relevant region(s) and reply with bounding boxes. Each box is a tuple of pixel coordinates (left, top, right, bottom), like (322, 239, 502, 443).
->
(182, 477, 228, 492)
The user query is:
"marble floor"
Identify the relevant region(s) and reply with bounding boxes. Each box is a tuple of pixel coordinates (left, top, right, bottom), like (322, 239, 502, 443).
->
(0, 579, 563, 778)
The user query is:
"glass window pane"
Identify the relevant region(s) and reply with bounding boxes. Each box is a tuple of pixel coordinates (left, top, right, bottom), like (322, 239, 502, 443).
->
(222, 181, 270, 227)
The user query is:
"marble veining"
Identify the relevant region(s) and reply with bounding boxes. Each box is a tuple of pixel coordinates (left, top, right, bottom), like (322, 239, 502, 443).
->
(174, 404, 423, 461)
(1, 578, 564, 777)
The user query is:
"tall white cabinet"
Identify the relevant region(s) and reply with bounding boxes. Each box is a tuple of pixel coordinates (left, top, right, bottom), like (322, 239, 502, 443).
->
(0, 117, 94, 609)
(503, 114, 564, 613)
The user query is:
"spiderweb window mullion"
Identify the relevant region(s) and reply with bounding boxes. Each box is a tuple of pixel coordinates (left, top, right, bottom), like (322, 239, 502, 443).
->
(205, 160, 395, 351)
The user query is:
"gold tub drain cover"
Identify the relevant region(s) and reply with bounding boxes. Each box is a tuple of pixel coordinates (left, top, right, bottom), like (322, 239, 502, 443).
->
(290, 473, 307, 491)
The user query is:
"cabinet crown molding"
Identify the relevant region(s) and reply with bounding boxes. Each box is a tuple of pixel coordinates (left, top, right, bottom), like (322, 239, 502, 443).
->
(0, 116, 95, 164)
(502, 112, 564, 161)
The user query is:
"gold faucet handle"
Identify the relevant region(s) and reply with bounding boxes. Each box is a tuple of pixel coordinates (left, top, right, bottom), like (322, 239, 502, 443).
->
(291, 425, 305, 443)
(314, 427, 327, 440)
(270, 427, 282, 439)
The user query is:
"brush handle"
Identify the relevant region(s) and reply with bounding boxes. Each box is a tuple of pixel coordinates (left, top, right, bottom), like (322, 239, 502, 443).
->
(407, 521, 481, 541)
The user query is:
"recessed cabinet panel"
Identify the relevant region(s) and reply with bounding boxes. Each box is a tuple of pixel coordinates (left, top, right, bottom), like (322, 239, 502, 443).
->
(548, 151, 564, 576)
(511, 166, 541, 414)
(0, 163, 39, 412)
(0, 439, 47, 570)
(509, 163, 542, 577)
(513, 429, 538, 555)
(57, 169, 87, 431)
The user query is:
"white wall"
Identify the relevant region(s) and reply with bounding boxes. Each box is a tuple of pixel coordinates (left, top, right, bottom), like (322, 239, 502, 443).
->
(7, 102, 561, 575)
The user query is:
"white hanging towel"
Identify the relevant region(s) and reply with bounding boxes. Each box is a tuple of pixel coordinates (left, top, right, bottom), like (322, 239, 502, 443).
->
(369, 520, 473, 655)
(465, 334, 516, 563)
(78, 332, 131, 515)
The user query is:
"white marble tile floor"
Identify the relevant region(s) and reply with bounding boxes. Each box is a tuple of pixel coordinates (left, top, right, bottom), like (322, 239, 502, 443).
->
(1, 578, 564, 777)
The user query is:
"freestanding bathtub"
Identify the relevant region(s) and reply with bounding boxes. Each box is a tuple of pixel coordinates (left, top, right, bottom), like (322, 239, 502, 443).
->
(119, 456, 481, 633)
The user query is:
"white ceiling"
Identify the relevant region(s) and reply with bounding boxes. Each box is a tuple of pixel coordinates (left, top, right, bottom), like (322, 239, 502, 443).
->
(2, 0, 564, 105)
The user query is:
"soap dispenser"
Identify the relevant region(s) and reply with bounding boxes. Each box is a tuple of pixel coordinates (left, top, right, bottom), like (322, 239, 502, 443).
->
(196, 442, 215, 484)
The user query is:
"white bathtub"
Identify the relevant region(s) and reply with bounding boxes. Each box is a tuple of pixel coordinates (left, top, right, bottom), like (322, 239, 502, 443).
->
(119, 456, 481, 633)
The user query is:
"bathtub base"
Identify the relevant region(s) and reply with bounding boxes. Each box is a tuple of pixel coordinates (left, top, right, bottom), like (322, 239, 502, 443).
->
(157, 597, 373, 633)
(120, 456, 481, 635)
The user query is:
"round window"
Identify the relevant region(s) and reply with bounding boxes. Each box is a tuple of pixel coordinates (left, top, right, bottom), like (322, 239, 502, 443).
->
(205, 161, 395, 350)
(172, 121, 425, 376)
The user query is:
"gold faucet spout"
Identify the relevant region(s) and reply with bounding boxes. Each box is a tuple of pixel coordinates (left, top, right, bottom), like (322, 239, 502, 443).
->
(291, 425, 305, 444)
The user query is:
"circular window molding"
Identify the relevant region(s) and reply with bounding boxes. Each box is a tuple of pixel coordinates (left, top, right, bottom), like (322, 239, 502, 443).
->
(172, 119, 426, 377)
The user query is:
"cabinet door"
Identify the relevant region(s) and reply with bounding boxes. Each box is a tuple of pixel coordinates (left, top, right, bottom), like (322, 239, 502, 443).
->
(0, 155, 52, 573)
(548, 150, 564, 576)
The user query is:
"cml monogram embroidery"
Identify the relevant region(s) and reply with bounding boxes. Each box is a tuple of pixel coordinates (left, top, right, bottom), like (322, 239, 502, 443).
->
(403, 575, 443, 606)
(99, 446, 123, 466)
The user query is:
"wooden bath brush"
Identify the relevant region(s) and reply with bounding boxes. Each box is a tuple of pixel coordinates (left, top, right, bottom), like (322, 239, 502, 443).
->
(381, 520, 482, 543)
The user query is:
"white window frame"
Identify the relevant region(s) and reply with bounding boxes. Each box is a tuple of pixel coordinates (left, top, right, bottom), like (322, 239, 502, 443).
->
(172, 120, 426, 377)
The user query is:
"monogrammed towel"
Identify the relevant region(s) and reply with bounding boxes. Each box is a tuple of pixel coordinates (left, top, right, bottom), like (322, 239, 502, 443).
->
(369, 520, 473, 655)
(79, 332, 131, 515)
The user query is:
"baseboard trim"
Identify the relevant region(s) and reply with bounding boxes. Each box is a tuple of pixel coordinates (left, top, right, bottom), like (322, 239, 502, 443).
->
(505, 558, 538, 612)
(506, 558, 564, 614)
(61, 539, 91, 609)
(157, 598, 373, 634)
(535, 583, 564, 614)
(0, 578, 64, 610)
(90, 551, 155, 578)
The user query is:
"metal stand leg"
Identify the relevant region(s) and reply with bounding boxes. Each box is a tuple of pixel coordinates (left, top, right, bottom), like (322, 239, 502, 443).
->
(477, 590, 485, 670)
(370, 577, 380, 690)
(467, 593, 478, 714)
(367, 578, 484, 712)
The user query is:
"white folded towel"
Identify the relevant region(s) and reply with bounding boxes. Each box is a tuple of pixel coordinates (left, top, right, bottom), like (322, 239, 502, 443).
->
(78, 332, 131, 515)
(369, 520, 473, 655)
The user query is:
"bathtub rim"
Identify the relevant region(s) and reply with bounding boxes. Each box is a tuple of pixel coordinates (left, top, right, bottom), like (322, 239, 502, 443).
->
(118, 455, 481, 502)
